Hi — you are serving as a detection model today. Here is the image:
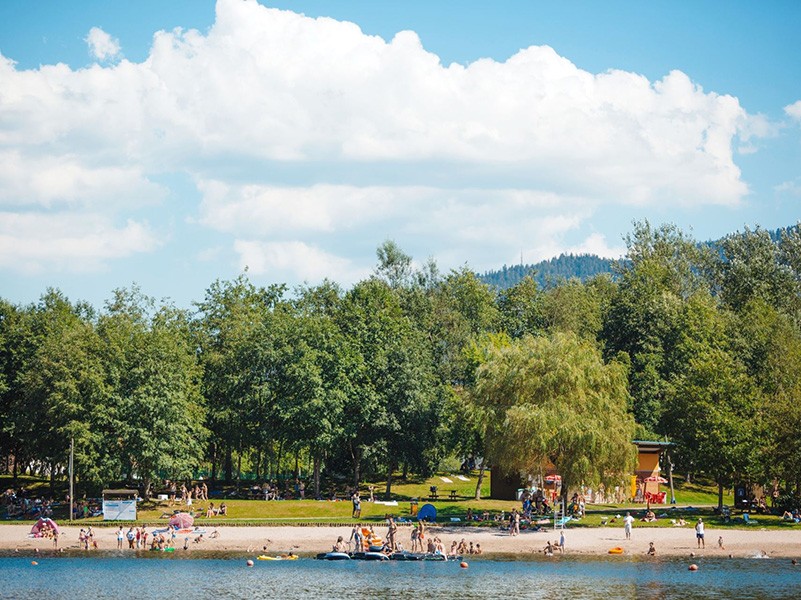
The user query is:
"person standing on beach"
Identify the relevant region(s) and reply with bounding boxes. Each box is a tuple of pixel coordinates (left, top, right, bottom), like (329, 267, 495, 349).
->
(695, 518, 705, 548)
(387, 516, 398, 551)
(352, 491, 361, 518)
(350, 524, 363, 551)
(623, 512, 634, 540)
(117, 526, 124, 550)
(559, 529, 565, 553)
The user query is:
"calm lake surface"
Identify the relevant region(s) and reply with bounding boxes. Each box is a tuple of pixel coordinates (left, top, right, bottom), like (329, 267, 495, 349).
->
(1, 553, 800, 599)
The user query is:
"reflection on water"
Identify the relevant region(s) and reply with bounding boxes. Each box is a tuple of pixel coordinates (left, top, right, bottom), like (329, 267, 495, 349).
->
(1, 554, 800, 600)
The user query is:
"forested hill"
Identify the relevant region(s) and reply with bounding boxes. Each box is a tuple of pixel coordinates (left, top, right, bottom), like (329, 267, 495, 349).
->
(480, 224, 800, 290)
(480, 254, 616, 289)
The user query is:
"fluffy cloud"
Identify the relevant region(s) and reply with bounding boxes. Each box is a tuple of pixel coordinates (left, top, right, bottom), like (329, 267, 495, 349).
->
(0, 151, 166, 208)
(0, 0, 764, 279)
(786, 100, 801, 121)
(199, 180, 606, 279)
(233, 239, 367, 283)
(0, 212, 159, 273)
(85, 27, 121, 61)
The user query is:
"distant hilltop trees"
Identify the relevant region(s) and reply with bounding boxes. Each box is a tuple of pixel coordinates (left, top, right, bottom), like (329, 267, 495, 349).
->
(481, 224, 800, 290)
(480, 254, 616, 290)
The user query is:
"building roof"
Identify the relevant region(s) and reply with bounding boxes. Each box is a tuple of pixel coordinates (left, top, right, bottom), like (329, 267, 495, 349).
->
(102, 489, 138, 497)
(632, 440, 674, 452)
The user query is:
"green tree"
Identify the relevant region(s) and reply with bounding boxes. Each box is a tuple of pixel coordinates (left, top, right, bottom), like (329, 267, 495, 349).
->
(662, 346, 762, 509)
(193, 275, 285, 483)
(713, 226, 796, 313)
(603, 221, 707, 431)
(473, 332, 636, 504)
(497, 275, 544, 339)
(99, 287, 206, 498)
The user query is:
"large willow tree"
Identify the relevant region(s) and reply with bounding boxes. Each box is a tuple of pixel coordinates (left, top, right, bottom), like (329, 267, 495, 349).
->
(473, 332, 636, 503)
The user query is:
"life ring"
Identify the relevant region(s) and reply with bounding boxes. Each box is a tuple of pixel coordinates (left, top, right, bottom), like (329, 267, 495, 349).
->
(608, 547, 624, 555)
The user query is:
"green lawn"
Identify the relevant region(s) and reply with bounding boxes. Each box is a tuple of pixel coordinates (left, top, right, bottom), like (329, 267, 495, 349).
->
(2, 471, 784, 530)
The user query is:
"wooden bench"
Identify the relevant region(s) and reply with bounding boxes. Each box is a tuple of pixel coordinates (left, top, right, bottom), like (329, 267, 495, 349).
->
(449, 490, 458, 500)
(428, 491, 438, 500)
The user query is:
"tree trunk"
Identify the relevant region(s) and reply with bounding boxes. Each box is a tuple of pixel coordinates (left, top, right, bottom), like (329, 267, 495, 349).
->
(255, 448, 261, 481)
(402, 461, 409, 481)
(717, 481, 724, 511)
(276, 440, 284, 482)
(224, 444, 233, 484)
(474, 463, 485, 500)
(385, 460, 397, 499)
(350, 443, 362, 489)
(143, 476, 152, 501)
(313, 455, 321, 500)
(210, 442, 217, 485)
(49, 460, 56, 496)
(236, 451, 242, 492)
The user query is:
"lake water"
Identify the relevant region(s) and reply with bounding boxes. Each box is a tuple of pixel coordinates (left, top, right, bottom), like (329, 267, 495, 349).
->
(1, 553, 800, 599)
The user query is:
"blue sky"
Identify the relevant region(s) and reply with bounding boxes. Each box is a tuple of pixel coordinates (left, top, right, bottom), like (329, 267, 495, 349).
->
(1, 0, 799, 308)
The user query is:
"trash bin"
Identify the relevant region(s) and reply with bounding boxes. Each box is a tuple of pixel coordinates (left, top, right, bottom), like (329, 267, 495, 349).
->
(410, 500, 419, 517)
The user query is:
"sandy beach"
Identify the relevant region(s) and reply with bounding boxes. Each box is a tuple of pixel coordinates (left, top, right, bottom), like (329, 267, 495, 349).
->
(3, 522, 799, 558)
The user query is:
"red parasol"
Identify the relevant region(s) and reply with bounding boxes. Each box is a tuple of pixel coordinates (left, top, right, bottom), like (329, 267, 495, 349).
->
(168, 512, 194, 529)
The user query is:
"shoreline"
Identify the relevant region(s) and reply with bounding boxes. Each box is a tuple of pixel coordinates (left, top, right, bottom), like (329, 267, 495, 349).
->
(2, 524, 799, 559)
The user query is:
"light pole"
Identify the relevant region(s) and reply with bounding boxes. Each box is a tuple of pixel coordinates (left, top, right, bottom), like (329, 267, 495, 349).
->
(69, 437, 74, 522)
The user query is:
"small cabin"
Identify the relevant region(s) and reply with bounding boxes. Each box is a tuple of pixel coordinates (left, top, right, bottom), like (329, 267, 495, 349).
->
(490, 440, 673, 502)
(102, 489, 138, 520)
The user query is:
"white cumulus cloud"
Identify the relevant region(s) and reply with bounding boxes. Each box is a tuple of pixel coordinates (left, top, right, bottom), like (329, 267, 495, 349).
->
(0, 0, 770, 280)
(0, 212, 160, 273)
(85, 27, 121, 61)
(233, 239, 367, 283)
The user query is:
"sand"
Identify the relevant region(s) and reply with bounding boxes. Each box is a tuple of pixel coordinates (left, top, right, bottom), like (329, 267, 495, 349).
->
(3, 522, 800, 558)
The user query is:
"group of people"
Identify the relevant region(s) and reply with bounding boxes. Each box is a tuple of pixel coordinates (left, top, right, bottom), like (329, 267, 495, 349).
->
(78, 527, 98, 550)
(782, 508, 800, 523)
(337, 519, 483, 559)
(166, 481, 209, 506)
(259, 479, 306, 501)
(520, 489, 552, 517)
(2, 488, 57, 520)
(37, 519, 59, 548)
(204, 502, 227, 517)
(117, 525, 149, 549)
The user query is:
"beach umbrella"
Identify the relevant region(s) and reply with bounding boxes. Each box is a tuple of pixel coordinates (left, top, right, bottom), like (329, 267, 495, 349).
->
(168, 512, 194, 529)
(644, 476, 668, 483)
(545, 475, 561, 483)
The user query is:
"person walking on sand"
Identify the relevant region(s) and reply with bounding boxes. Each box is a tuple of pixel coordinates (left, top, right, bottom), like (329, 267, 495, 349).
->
(623, 512, 634, 540)
(695, 518, 705, 548)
